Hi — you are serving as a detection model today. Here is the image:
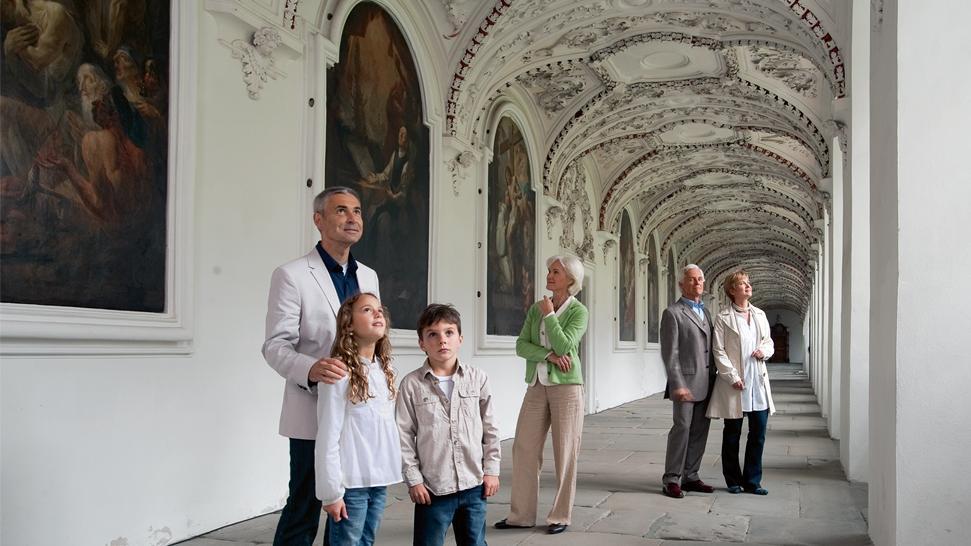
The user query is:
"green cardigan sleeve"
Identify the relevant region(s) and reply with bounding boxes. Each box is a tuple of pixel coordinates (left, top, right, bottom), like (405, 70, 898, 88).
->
(543, 302, 588, 356)
(516, 305, 552, 362)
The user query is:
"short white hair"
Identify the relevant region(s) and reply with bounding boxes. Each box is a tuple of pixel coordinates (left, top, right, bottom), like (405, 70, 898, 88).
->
(547, 255, 585, 295)
(681, 264, 704, 279)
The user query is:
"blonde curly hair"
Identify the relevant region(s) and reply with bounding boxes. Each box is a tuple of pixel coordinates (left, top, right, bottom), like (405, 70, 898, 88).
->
(330, 292, 396, 404)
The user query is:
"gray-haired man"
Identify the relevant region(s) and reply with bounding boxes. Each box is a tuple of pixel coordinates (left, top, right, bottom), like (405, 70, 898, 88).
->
(660, 264, 716, 498)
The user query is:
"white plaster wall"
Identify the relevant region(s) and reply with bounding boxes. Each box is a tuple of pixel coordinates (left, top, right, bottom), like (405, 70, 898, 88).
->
(869, 1, 971, 544)
(0, 5, 671, 545)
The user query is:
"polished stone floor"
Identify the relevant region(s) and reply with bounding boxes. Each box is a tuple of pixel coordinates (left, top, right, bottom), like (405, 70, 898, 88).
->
(179, 364, 869, 545)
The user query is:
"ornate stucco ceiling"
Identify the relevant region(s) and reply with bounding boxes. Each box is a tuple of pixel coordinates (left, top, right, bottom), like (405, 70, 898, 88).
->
(436, 0, 844, 314)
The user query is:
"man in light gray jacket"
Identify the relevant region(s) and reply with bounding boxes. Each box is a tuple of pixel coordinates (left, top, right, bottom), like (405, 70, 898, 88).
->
(660, 264, 716, 499)
(262, 186, 380, 545)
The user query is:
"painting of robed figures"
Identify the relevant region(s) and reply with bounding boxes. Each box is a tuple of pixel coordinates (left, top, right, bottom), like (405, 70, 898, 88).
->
(487, 117, 535, 336)
(647, 236, 660, 343)
(1, 0, 171, 311)
(619, 211, 636, 341)
(326, 2, 429, 323)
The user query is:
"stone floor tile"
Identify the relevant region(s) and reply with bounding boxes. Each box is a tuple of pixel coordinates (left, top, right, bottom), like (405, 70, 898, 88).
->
(709, 483, 800, 518)
(747, 515, 871, 545)
(646, 512, 750, 542)
(201, 513, 278, 543)
(521, 532, 664, 545)
(178, 539, 260, 546)
(799, 483, 867, 522)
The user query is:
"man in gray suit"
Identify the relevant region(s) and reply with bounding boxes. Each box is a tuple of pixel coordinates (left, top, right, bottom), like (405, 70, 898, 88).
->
(263, 186, 380, 545)
(660, 264, 716, 498)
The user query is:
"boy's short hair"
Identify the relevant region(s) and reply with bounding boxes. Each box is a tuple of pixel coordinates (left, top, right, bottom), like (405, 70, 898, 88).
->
(417, 303, 462, 337)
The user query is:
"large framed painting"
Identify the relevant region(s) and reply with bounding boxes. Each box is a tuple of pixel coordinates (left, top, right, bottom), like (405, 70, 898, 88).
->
(667, 249, 677, 307)
(618, 210, 635, 342)
(1, 1, 193, 354)
(647, 235, 659, 343)
(486, 117, 535, 336)
(326, 1, 429, 324)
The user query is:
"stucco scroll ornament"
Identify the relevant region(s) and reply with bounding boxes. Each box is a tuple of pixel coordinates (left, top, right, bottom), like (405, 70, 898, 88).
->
(545, 206, 563, 240)
(602, 239, 617, 265)
(221, 27, 284, 100)
(448, 151, 474, 196)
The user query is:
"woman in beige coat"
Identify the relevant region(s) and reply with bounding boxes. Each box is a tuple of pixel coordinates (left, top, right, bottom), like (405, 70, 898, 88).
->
(707, 270, 775, 495)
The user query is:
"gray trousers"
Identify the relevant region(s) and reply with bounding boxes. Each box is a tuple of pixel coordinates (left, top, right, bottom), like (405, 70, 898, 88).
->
(663, 398, 712, 485)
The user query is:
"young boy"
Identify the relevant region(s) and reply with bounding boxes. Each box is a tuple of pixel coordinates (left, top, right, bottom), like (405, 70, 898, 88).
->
(396, 304, 501, 546)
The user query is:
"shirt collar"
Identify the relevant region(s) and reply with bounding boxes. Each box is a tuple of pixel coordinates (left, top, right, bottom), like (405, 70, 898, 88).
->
(316, 242, 358, 274)
(679, 296, 704, 310)
(421, 358, 465, 379)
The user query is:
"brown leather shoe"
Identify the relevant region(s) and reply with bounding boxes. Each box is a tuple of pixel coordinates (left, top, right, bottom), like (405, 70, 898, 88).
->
(662, 483, 685, 498)
(682, 479, 715, 493)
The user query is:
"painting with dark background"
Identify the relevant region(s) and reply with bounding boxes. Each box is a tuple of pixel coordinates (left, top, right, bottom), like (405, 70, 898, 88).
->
(487, 117, 535, 336)
(667, 250, 677, 308)
(326, 2, 429, 324)
(647, 236, 659, 343)
(1, 0, 171, 311)
(619, 210, 635, 341)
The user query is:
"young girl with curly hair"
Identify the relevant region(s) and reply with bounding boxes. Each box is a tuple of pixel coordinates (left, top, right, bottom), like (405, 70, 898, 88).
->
(315, 292, 402, 545)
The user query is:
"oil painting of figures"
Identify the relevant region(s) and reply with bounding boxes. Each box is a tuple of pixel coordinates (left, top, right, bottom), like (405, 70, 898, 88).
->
(619, 210, 635, 341)
(1, 0, 171, 312)
(487, 117, 535, 336)
(326, 1, 429, 323)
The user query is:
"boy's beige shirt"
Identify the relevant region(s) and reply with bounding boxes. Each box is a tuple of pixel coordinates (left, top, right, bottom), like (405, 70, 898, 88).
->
(395, 359, 501, 495)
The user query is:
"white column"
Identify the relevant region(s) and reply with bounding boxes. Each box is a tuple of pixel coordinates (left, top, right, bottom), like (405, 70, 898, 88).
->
(869, 1, 971, 544)
(828, 164, 843, 439)
(839, 0, 870, 483)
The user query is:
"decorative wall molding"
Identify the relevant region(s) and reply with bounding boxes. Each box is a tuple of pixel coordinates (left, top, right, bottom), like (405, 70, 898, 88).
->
(602, 239, 617, 265)
(220, 27, 285, 100)
(554, 162, 595, 261)
(284, 0, 300, 30)
(206, 0, 306, 55)
(448, 150, 475, 196)
(545, 205, 564, 240)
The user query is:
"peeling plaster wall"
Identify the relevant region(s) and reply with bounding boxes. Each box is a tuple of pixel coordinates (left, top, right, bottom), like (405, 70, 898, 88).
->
(0, 4, 668, 545)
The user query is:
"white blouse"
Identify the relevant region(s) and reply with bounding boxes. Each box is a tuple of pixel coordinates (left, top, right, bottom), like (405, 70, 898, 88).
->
(734, 310, 769, 413)
(315, 358, 403, 505)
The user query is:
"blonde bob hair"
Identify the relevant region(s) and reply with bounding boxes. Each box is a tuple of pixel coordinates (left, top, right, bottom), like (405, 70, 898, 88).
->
(722, 269, 750, 301)
(546, 255, 585, 296)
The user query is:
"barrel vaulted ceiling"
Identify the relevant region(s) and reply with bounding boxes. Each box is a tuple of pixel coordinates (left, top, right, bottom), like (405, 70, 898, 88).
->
(427, 0, 846, 315)
(314, 0, 841, 314)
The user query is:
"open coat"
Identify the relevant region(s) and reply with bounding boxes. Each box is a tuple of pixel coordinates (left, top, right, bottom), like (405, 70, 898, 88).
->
(706, 304, 776, 419)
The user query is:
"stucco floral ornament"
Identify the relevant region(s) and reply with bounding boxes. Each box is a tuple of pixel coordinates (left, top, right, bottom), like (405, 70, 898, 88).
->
(448, 150, 475, 196)
(220, 27, 285, 100)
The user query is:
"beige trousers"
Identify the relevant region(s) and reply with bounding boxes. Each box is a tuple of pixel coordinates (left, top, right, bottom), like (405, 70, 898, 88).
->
(506, 383, 585, 526)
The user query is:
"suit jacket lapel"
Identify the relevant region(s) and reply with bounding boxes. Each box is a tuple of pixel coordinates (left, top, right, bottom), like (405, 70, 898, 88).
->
(679, 302, 706, 331)
(306, 251, 342, 316)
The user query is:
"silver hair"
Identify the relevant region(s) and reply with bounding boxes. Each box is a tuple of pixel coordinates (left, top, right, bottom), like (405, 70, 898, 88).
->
(313, 186, 361, 213)
(681, 263, 704, 279)
(547, 255, 585, 296)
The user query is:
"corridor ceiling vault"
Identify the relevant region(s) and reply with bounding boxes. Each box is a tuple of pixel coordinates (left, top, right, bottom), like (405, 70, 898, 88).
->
(389, 0, 843, 314)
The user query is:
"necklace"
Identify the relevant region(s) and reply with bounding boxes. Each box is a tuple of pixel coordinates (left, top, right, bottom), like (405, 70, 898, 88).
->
(732, 303, 750, 313)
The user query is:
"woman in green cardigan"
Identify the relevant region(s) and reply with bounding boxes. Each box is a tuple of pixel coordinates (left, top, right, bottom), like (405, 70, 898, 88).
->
(495, 255, 589, 535)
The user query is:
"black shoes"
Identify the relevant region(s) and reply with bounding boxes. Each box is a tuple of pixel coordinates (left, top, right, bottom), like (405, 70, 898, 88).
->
(547, 523, 568, 534)
(494, 519, 534, 530)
